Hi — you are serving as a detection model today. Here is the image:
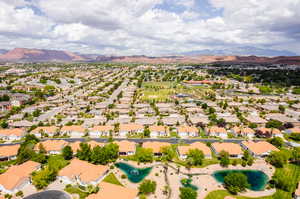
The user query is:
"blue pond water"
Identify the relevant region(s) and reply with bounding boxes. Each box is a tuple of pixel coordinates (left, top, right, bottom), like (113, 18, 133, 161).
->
(213, 170, 269, 191)
(115, 162, 152, 183)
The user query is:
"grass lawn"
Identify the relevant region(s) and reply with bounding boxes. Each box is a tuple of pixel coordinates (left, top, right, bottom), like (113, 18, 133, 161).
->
(103, 172, 123, 186)
(64, 185, 89, 199)
(205, 164, 300, 199)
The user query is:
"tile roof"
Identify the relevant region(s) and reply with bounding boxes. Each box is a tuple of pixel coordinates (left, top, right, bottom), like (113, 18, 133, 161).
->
(119, 123, 144, 131)
(114, 140, 136, 152)
(242, 141, 279, 155)
(142, 141, 171, 153)
(31, 126, 58, 134)
(0, 161, 40, 190)
(0, 128, 24, 136)
(0, 144, 20, 157)
(91, 125, 114, 132)
(59, 159, 108, 183)
(212, 142, 243, 155)
(86, 182, 138, 199)
(61, 125, 85, 132)
(177, 142, 211, 156)
(35, 140, 68, 152)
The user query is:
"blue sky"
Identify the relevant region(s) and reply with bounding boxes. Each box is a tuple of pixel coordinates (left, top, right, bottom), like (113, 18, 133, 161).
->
(0, 0, 299, 56)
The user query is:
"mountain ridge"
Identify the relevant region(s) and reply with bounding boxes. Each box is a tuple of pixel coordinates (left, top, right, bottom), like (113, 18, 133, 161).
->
(0, 47, 300, 65)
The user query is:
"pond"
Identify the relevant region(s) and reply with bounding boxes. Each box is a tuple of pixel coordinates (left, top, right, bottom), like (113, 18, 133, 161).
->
(180, 178, 198, 190)
(213, 170, 269, 191)
(24, 190, 71, 199)
(115, 162, 152, 183)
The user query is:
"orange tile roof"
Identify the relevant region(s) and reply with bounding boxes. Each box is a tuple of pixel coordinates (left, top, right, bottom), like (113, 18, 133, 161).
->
(86, 182, 138, 199)
(0, 128, 24, 136)
(149, 125, 167, 132)
(61, 125, 85, 132)
(177, 142, 211, 156)
(0, 145, 19, 157)
(177, 125, 198, 133)
(119, 123, 143, 131)
(0, 161, 40, 190)
(68, 141, 81, 152)
(35, 140, 68, 152)
(208, 126, 227, 134)
(31, 126, 58, 134)
(241, 128, 255, 134)
(142, 141, 171, 153)
(114, 140, 136, 152)
(242, 141, 279, 155)
(91, 125, 114, 132)
(88, 141, 105, 148)
(212, 142, 243, 155)
(59, 159, 108, 183)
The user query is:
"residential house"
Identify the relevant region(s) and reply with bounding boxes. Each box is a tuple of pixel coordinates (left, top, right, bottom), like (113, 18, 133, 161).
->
(86, 182, 138, 199)
(256, 128, 283, 138)
(119, 123, 144, 137)
(115, 140, 136, 156)
(31, 126, 58, 137)
(177, 142, 211, 159)
(245, 115, 267, 127)
(149, 125, 169, 137)
(231, 127, 255, 139)
(176, 125, 199, 138)
(90, 125, 114, 137)
(58, 158, 109, 186)
(0, 128, 25, 140)
(61, 125, 86, 138)
(0, 161, 40, 194)
(206, 126, 227, 139)
(142, 141, 171, 156)
(35, 140, 68, 154)
(211, 142, 243, 158)
(241, 141, 279, 157)
(0, 144, 19, 160)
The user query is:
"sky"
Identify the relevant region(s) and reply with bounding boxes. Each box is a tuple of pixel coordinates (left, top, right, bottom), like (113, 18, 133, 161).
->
(0, 0, 300, 56)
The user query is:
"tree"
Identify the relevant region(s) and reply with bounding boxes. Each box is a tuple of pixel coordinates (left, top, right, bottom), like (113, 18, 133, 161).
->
(242, 150, 254, 166)
(62, 146, 73, 160)
(138, 180, 156, 195)
(91, 143, 119, 165)
(266, 120, 282, 129)
(266, 151, 288, 168)
(291, 147, 300, 164)
(179, 187, 197, 199)
(224, 172, 249, 194)
(279, 105, 285, 113)
(161, 146, 175, 162)
(219, 150, 230, 167)
(143, 127, 150, 137)
(135, 148, 153, 163)
(76, 143, 91, 161)
(0, 120, 8, 129)
(268, 137, 284, 148)
(186, 149, 204, 166)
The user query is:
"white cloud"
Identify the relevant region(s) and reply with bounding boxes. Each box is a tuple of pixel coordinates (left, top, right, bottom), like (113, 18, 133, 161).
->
(0, 0, 299, 55)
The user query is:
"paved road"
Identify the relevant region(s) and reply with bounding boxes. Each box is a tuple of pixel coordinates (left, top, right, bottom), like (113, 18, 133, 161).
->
(106, 78, 129, 104)
(36, 105, 66, 122)
(24, 190, 70, 199)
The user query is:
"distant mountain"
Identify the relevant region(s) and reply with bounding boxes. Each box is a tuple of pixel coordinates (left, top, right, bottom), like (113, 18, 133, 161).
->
(0, 47, 299, 65)
(180, 46, 297, 57)
(0, 49, 8, 55)
(0, 48, 86, 62)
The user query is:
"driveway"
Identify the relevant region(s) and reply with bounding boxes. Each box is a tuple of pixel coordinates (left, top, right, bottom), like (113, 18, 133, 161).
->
(24, 190, 71, 199)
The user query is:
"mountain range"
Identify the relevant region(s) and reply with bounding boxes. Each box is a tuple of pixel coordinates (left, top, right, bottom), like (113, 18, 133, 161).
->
(0, 47, 300, 65)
